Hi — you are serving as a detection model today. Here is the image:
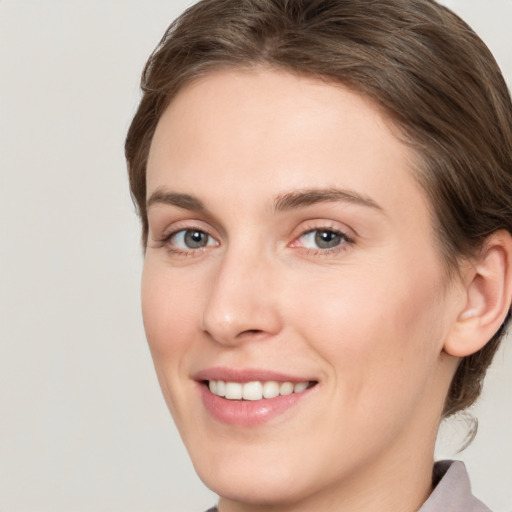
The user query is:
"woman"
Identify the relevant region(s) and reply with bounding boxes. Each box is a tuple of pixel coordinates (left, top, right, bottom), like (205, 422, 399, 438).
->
(125, 1, 512, 510)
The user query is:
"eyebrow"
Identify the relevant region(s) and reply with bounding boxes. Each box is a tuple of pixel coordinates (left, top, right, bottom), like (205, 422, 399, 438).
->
(273, 187, 383, 213)
(147, 189, 206, 212)
(146, 186, 383, 214)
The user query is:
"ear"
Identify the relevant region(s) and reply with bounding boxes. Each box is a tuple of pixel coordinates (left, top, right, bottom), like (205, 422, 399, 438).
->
(444, 230, 512, 358)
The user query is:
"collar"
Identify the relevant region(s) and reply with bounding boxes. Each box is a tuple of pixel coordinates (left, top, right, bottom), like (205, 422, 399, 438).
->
(418, 460, 491, 512)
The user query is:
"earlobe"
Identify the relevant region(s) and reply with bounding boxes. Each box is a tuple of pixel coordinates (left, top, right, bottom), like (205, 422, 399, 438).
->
(444, 230, 512, 358)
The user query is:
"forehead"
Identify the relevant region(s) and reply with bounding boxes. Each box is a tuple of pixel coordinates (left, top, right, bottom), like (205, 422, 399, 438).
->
(146, 67, 428, 223)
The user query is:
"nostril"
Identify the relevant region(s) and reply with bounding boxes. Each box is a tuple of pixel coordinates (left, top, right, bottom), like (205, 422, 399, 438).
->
(234, 329, 267, 341)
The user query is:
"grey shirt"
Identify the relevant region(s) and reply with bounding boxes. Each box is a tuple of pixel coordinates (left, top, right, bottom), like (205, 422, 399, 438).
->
(205, 460, 491, 512)
(419, 460, 491, 512)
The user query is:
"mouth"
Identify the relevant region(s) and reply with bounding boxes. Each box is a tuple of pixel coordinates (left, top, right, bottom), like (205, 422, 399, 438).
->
(195, 369, 318, 426)
(204, 379, 316, 401)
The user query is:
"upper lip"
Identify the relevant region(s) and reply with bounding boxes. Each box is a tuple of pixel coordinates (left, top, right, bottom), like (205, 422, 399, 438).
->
(193, 367, 317, 384)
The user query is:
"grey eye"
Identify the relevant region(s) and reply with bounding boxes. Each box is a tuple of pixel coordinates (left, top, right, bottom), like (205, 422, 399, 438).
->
(299, 229, 346, 249)
(172, 229, 215, 249)
(315, 230, 343, 249)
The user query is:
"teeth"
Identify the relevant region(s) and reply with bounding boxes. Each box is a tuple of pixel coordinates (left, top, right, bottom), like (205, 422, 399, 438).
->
(216, 380, 226, 397)
(225, 382, 243, 400)
(208, 380, 312, 400)
(263, 381, 280, 399)
(280, 382, 294, 395)
(242, 381, 263, 401)
(293, 382, 308, 393)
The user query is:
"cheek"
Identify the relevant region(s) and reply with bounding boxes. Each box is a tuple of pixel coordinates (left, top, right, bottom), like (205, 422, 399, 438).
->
(141, 260, 207, 425)
(289, 257, 448, 403)
(141, 261, 199, 362)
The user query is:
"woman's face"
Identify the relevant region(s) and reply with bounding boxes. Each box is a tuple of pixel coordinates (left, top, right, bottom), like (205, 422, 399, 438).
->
(143, 69, 461, 508)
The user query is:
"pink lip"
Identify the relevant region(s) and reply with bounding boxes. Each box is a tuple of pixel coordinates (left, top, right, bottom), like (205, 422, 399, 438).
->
(194, 367, 317, 427)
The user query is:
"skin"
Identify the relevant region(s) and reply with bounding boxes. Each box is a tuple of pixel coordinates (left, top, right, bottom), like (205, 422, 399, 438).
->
(142, 68, 469, 512)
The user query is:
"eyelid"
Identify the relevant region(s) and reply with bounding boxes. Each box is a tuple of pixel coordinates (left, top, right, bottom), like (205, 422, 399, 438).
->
(290, 220, 355, 242)
(152, 218, 215, 240)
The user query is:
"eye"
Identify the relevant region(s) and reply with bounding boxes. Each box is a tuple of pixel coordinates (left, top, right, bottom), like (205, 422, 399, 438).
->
(170, 229, 217, 250)
(297, 229, 350, 250)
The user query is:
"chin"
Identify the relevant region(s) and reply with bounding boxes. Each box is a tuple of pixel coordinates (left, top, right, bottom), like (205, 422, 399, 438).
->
(197, 460, 311, 507)
(184, 427, 339, 509)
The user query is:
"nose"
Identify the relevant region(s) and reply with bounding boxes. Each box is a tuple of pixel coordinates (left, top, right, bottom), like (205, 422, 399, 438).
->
(201, 248, 283, 346)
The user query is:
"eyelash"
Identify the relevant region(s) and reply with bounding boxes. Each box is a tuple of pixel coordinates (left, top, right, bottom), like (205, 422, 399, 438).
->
(155, 224, 354, 257)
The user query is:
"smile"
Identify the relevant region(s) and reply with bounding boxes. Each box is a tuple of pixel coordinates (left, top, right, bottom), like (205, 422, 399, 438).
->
(208, 380, 313, 400)
(197, 373, 318, 426)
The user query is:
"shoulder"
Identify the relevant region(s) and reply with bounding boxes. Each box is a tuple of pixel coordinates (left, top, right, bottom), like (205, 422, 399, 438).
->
(418, 460, 492, 512)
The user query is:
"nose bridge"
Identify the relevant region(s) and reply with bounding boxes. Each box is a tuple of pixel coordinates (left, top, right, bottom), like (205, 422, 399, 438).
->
(202, 240, 282, 345)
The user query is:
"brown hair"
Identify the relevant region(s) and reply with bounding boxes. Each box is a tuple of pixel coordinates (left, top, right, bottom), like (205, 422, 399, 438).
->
(125, 0, 512, 417)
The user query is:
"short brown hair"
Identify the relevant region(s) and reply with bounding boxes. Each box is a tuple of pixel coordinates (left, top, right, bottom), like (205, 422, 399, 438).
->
(125, 0, 512, 417)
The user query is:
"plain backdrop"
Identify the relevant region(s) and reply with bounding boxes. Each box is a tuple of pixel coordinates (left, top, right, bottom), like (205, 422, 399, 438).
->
(0, 1, 511, 511)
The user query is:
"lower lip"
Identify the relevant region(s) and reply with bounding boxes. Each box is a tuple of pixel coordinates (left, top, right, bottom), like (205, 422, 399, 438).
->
(198, 383, 315, 426)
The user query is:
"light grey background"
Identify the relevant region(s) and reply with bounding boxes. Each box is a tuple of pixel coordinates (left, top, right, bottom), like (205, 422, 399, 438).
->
(0, 1, 510, 511)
